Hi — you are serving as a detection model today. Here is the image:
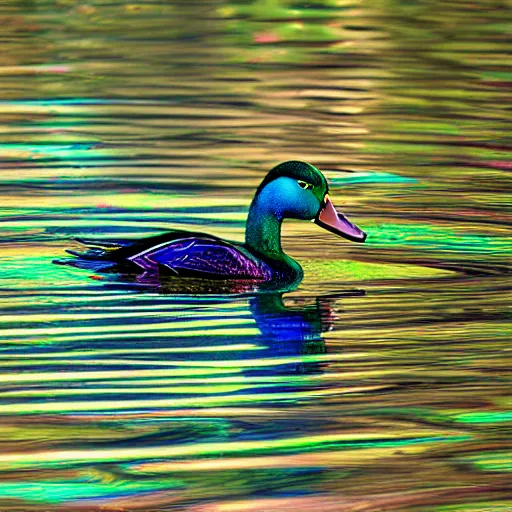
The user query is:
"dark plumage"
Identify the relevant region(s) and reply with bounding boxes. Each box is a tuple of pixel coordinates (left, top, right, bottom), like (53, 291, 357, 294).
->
(56, 161, 366, 291)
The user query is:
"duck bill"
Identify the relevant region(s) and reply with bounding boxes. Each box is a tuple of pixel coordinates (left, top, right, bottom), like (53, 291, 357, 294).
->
(314, 194, 367, 243)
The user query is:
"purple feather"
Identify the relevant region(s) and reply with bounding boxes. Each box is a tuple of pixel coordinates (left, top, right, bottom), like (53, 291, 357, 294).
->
(128, 237, 272, 280)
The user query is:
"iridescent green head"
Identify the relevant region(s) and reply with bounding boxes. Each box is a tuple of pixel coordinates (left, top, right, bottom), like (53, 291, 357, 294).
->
(254, 161, 328, 221)
(250, 160, 366, 243)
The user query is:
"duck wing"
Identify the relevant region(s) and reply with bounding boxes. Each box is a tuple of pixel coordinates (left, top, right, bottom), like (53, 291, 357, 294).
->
(125, 234, 271, 280)
(57, 230, 272, 280)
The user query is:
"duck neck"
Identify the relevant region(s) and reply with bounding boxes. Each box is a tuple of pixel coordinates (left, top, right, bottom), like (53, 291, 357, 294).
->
(245, 194, 283, 260)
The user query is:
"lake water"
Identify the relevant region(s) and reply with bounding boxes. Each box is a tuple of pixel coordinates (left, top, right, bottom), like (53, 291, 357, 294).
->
(0, 1, 511, 510)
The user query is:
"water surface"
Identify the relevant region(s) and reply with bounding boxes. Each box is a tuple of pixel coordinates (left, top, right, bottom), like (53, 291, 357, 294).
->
(0, 0, 511, 510)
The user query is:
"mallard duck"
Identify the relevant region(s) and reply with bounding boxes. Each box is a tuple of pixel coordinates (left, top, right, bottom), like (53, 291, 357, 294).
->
(61, 161, 366, 288)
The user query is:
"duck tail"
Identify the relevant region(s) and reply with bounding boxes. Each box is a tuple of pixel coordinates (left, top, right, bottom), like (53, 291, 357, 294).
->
(75, 237, 126, 250)
(52, 237, 127, 270)
(65, 248, 109, 260)
(53, 256, 116, 272)
(64, 236, 132, 261)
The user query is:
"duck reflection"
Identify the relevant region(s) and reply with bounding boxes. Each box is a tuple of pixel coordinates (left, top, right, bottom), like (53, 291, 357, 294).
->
(21, 287, 364, 407)
(83, 289, 363, 375)
(246, 291, 362, 375)
(250, 293, 329, 358)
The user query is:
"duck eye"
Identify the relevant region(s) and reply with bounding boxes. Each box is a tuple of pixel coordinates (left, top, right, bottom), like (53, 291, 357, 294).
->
(297, 180, 312, 190)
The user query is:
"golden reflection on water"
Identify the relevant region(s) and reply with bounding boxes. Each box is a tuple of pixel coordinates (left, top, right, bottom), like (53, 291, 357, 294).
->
(0, 0, 511, 510)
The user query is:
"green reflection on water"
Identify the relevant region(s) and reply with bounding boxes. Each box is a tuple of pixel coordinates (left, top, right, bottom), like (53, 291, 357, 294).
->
(367, 224, 512, 253)
(0, 480, 183, 503)
(329, 171, 419, 185)
(464, 453, 512, 472)
(454, 412, 512, 424)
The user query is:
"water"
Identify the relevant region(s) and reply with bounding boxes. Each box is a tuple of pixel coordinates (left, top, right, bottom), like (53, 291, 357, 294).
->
(1, 0, 511, 510)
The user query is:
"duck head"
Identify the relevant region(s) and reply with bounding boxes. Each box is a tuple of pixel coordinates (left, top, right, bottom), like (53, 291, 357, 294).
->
(250, 161, 366, 243)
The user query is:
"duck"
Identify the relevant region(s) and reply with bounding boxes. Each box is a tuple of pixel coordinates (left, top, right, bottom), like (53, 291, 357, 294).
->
(60, 161, 366, 290)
